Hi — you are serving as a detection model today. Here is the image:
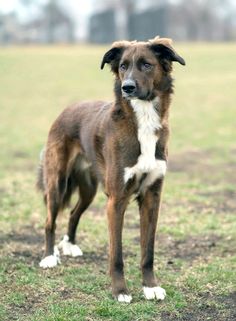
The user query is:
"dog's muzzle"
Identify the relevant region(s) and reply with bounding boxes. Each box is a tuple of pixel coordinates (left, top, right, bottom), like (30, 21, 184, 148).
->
(122, 79, 136, 98)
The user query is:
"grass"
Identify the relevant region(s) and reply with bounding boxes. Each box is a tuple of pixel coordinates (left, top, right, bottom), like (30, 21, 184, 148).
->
(0, 43, 236, 321)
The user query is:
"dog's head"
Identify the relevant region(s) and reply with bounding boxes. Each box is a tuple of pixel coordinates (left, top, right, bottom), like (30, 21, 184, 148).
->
(101, 36, 185, 101)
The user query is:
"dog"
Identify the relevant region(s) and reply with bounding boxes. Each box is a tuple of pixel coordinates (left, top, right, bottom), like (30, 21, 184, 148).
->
(37, 36, 185, 303)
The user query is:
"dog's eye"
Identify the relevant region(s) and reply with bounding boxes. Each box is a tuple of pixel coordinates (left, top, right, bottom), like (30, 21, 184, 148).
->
(143, 63, 152, 70)
(119, 64, 127, 71)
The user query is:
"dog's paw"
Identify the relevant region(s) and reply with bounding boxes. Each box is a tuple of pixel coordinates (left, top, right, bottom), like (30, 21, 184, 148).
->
(39, 246, 61, 269)
(117, 294, 132, 303)
(143, 286, 166, 300)
(58, 235, 83, 257)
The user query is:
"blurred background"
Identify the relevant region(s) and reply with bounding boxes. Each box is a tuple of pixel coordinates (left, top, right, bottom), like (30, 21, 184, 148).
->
(0, 0, 236, 45)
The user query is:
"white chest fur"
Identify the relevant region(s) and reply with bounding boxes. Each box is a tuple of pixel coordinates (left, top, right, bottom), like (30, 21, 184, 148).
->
(124, 99, 167, 193)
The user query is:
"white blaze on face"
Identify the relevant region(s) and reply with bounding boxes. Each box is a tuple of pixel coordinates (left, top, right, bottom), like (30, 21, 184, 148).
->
(124, 98, 167, 191)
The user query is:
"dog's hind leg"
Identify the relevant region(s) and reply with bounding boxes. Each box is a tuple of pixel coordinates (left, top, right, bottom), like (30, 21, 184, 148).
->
(39, 142, 71, 269)
(68, 171, 98, 244)
(58, 168, 98, 257)
(39, 186, 62, 268)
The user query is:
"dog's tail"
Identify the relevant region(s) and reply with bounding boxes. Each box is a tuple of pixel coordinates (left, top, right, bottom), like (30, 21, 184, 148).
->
(36, 147, 46, 192)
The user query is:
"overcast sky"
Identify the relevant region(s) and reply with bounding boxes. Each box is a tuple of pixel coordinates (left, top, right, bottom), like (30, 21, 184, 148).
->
(0, 0, 92, 15)
(0, 0, 235, 39)
(0, 0, 93, 39)
(1, 0, 235, 17)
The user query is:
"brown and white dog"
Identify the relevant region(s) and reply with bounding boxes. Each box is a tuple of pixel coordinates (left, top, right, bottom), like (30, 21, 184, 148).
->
(37, 36, 185, 303)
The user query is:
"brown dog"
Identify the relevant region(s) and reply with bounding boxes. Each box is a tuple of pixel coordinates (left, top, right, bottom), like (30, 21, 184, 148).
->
(37, 36, 185, 303)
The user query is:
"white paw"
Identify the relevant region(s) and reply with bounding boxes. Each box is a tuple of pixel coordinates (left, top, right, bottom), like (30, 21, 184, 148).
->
(58, 235, 83, 257)
(39, 246, 61, 269)
(117, 294, 132, 303)
(143, 286, 166, 300)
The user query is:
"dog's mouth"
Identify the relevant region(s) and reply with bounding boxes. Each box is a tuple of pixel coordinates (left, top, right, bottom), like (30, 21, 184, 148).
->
(122, 91, 137, 99)
(122, 90, 151, 101)
(122, 91, 152, 101)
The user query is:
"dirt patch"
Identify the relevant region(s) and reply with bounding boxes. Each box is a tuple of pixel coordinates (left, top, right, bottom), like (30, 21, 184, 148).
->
(220, 291, 236, 321)
(0, 226, 43, 245)
(0, 226, 43, 263)
(169, 149, 236, 184)
(168, 150, 214, 174)
(0, 187, 7, 195)
(3, 228, 227, 269)
(0, 225, 109, 270)
(156, 233, 234, 267)
(74, 247, 108, 264)
(197, 189, 236, 213)
(161, 291, 236, 321)
(12, 150, 29, 159)
(167, 149, 236, 215)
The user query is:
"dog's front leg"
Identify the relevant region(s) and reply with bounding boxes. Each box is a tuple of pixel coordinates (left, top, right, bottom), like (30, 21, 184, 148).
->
(138, 179, 166, 301)
(106, 196, 132, 303)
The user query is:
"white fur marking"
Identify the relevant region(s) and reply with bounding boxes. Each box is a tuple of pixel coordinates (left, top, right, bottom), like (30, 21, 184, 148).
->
(124, 99, 165, 188)
(117, 294, 132, 303)
(128, 55, 136, 78)
(140, 160, 167, 193)
(58, 235, 83, 257)
(80, 158, 91, 171)
(143, 286, 166, 300)
(39, 246, 61, 269)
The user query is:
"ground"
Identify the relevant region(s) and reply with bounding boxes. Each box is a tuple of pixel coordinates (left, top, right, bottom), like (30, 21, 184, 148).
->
(0, 44, 235, 321)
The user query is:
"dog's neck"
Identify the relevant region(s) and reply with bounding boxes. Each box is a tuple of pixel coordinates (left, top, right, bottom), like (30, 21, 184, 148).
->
(113, 78, 172, 123)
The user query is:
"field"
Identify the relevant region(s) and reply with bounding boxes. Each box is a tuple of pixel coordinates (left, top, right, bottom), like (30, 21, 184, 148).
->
(0, 43, 235, 321)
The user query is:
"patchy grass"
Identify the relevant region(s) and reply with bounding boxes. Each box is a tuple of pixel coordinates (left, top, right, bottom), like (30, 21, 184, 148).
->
(0, 43, 236, 321)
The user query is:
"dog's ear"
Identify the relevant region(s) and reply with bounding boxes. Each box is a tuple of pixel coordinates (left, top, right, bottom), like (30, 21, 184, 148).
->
(101, 41, 129, 72)
(149, 36, 185, 71)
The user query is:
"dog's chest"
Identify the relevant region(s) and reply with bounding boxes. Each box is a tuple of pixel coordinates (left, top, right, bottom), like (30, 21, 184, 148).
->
(124, 99, 167, 192)
(132, 99, 161, 160)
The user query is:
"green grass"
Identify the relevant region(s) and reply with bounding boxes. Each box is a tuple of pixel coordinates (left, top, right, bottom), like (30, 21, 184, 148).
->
(0, 43, 236, 321)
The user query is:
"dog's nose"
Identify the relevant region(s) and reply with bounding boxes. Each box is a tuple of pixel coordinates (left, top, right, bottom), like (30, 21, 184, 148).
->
(122, 80, 136, 94)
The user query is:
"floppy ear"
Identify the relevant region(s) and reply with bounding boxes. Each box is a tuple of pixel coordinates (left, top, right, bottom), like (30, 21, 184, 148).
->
(101, 41, 129, 72)
(149, 37, 185, 71)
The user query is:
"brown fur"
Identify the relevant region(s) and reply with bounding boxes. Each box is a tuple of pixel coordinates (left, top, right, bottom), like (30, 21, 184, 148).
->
(38, 36, 185, 300)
